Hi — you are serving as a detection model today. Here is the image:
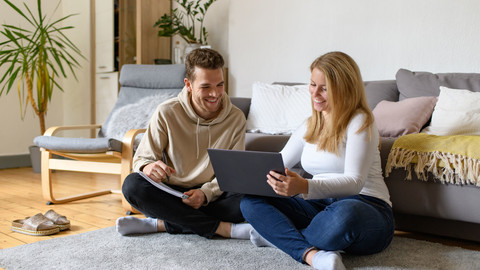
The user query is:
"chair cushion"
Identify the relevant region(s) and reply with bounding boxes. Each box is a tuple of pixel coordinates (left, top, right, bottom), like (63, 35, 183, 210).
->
(34, 136, 123, 153)
(119, 64, 185, 89)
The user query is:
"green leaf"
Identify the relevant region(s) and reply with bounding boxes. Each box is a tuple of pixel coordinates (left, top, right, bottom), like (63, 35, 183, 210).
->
(7, 67, 20, 92)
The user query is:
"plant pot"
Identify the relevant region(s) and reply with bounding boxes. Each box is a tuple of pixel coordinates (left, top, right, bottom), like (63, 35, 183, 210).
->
(29, 145, 41, 173)
(184, 43, 211, 58)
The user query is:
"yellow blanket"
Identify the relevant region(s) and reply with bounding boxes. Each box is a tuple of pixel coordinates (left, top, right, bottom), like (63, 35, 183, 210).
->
(385, 133, 480, 186)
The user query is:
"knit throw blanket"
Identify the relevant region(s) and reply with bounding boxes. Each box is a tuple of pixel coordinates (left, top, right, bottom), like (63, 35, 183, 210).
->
(385, 133, 480, 186)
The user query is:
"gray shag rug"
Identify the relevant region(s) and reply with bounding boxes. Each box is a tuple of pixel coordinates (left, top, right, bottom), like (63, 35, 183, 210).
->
(1, 226, 479, 270)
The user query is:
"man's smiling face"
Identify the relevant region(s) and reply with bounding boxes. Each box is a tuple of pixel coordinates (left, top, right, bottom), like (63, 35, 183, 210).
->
(185, 67, 225, 120)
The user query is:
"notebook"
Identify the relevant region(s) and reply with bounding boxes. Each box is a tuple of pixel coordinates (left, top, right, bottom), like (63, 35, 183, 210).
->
(207, 149, 287, 197)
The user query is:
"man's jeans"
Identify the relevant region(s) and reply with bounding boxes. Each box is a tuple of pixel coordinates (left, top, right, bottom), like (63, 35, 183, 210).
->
(241, 194, 394, 262)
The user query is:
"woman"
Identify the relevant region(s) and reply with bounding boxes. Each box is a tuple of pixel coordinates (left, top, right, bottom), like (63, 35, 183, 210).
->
(240, 51, 394, 270)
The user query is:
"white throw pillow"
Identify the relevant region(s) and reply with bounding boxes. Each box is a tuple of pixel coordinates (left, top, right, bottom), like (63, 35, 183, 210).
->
(423, 86, 480, 136)
(246, 82, 311, 134)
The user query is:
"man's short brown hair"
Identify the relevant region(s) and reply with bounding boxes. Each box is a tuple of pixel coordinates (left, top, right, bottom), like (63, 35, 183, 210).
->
(185, 48, 225, 82)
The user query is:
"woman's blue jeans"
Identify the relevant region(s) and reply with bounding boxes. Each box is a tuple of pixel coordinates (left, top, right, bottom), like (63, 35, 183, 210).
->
(240, 194, 394, 263)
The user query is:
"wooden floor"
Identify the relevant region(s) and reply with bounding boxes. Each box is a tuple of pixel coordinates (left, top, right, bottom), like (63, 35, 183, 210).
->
(0, 167, 144, 249)
(1, 167, 479, 252)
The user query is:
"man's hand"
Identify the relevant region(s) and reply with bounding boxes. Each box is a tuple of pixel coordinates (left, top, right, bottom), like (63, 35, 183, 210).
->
(182, 189, 207, 209)
(267, 168, 308, 196)
(142, 161, 175, 183)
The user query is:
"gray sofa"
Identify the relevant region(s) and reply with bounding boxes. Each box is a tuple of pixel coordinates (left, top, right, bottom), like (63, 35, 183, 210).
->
(231, 69, 480, 242)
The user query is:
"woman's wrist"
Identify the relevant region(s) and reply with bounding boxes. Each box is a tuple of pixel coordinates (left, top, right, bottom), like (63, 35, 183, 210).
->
(300, 178, 309, 194)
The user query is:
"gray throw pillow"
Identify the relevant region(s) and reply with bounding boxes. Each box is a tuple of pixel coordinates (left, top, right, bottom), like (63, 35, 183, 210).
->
(396, 69, 480, 100)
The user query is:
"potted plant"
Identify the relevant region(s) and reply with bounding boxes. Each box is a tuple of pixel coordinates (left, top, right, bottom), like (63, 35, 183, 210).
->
(154, 0, 217, 59)
(0, 0, 85, 171)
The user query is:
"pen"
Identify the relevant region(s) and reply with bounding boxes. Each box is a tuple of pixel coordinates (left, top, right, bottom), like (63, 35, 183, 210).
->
(162, 151, 170, 182)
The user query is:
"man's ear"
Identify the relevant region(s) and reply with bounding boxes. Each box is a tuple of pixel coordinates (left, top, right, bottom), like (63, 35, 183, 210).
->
(184, 78, 192, 92)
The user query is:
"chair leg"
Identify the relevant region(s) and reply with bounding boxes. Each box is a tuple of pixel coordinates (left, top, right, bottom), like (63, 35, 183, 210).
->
(41, 150, 112, 204)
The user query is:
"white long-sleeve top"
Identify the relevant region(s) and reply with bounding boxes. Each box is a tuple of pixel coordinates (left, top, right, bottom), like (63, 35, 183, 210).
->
(281, 113, 392, 207)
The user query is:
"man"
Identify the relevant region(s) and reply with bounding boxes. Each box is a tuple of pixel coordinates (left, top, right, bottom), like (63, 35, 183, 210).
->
(117, 48, 252, 239)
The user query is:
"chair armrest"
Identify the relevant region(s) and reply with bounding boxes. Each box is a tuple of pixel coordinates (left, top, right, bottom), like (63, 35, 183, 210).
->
(121, 128, 147, 160)
(121, 128, 147, 177)
(122, 128, 146, 148)
(43, 124, 102, 136)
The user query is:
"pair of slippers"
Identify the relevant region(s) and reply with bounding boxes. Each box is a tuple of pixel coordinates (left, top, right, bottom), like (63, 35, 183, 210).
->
(11, 210, 70, 236)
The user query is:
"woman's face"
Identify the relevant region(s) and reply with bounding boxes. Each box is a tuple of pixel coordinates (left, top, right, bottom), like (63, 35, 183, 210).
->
(309, 68, 330, 114)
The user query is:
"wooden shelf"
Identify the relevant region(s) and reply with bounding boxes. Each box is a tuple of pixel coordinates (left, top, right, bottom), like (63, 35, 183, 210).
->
(118, 0, 171, 70)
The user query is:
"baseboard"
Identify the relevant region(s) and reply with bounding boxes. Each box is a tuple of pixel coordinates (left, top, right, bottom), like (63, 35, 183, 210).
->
(0, 154, 32, 169)
(394, 212, 480, 243)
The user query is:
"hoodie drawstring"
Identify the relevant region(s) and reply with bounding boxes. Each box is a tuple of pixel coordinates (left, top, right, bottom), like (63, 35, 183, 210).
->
(196, 118, 200, 159)
(195, 118, 213, 159)
(208, 124, 211, 149)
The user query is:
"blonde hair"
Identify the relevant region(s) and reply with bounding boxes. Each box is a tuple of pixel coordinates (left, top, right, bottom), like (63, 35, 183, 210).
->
(304, 51, 373, 154)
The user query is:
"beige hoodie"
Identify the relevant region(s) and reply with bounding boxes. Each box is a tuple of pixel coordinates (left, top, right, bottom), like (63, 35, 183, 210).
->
(133, 86, 246, 203)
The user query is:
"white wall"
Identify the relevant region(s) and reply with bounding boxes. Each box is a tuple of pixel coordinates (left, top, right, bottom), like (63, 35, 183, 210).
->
(228, 0, 480, 97)
(61, 0, 92, 137)
(0, 0, 90, 156)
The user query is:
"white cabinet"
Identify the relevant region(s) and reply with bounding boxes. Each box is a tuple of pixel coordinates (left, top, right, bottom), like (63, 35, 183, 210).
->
(95, 0, 115, 73)
(95, 0, 117, 124)
(95, 72, 118, 124)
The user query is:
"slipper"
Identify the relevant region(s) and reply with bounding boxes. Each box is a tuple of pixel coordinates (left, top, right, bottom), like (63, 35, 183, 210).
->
(11, 213, 60, 236)
(44, 209, 70, 231)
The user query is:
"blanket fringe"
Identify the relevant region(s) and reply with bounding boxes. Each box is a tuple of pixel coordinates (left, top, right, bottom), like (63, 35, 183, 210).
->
(385, 148, 480, 186)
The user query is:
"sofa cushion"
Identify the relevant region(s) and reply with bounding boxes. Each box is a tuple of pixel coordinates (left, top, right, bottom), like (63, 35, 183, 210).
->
(230, 97, 251, 118)
(424, 86, 480, 136)
(246, 82, 311, 135)
(396, 68, 480, 100)
(364, 80, 399, 110)
(373, 96, 437, 137)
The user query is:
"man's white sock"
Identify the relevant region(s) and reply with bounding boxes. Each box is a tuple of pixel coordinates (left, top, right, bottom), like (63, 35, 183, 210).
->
(312, 250, 345, 270)
(230, 223, 253, 239)
(116, 216, 158, 236)
(249, 229, 275, 247)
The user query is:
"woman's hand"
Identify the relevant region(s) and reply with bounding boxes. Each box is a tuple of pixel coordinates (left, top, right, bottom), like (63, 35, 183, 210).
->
(142, 161, 176, 183)
(267, 168, 308, 196)
(182, 189, 207, 209)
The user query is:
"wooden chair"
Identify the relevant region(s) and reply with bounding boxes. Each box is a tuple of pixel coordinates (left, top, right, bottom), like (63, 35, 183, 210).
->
(34, 64, 185, 214)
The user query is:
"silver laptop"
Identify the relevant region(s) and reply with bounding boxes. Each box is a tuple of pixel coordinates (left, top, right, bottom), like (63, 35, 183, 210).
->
(207, 149, 287, 197)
